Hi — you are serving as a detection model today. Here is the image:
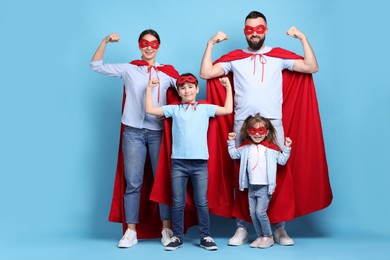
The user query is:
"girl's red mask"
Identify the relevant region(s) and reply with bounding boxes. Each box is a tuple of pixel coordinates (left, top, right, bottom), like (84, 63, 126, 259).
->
(247, 126, 267, 135)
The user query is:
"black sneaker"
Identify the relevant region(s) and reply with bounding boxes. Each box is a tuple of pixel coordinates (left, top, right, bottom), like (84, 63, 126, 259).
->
(164, 236, 183, 251)
(200, 236, 218, 250)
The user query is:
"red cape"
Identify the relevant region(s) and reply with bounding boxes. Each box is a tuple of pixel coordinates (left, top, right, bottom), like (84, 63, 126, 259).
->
(108, 62, 180, 238)
(207, 48, 333, 223)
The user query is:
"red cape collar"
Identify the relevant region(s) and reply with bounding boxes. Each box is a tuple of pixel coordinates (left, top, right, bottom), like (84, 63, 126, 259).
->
(239, 140, 281, 151)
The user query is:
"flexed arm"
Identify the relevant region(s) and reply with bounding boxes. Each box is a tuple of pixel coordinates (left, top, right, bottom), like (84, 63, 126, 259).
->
(286, 27, 319, 73)
(200, 32, 229, 79)
(92, 32, 120, 61)
(145, 78, 165, 116)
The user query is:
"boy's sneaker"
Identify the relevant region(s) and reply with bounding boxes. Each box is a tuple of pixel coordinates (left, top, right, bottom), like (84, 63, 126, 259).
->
(164, 236, 183, 251)
(161, 228, 173, 246)
(200, 236, 218, 251)
(118, 228, 138, 248)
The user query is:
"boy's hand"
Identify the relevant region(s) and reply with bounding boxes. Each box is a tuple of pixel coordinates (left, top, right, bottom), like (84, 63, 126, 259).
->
(285, 137, 292, 148)
(147, 77, 159, 88)
(228, 132, 236, 141)
(219, 77, 231, 88)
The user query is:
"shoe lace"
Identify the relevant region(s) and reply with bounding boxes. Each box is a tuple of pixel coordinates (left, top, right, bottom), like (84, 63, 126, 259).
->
(203, 236, 215, 243)
(170, 236, 180, 243)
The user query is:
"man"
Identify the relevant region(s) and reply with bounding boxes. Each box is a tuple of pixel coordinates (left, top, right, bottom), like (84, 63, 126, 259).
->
(200, 11, 332, 247)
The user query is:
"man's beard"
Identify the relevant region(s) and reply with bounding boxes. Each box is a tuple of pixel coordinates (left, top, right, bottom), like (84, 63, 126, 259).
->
(246, 36, 265, 51)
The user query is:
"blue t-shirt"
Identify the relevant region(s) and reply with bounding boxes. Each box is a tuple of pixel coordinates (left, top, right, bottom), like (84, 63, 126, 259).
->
(163, 103, 217, 159)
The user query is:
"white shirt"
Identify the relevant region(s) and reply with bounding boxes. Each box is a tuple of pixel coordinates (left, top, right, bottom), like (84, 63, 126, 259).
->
(247, 144, 268, 185)
(219, 46, 295, 120)
(90, 60, 176, 130)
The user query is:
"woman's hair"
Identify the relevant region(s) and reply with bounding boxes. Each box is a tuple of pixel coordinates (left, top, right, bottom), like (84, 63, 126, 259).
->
(240, 113, 279, 148)
(138, 29, 161, 44)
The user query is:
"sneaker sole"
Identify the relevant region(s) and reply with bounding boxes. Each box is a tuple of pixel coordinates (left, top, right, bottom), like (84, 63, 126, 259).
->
(258, 244, 274, 249)
(200, 245, 218, 251)
(227, 238, 248, 246)
(164, 245, 183, 251)
(118, 239, 138, 248)
(274, 238, 294, 246)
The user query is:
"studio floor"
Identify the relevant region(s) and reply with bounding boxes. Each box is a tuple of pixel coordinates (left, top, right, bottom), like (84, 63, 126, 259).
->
(3, 229, 389, 260)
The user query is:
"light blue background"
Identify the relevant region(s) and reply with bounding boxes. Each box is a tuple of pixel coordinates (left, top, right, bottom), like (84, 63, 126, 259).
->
(1, 0, 390, 259)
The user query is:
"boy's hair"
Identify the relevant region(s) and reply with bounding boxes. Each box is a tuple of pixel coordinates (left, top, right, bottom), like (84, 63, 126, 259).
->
(176, 72, 198, 89)
(240, 113, 279, 148)
(245, 11, 267, 25)
(138, 29, 161, 44)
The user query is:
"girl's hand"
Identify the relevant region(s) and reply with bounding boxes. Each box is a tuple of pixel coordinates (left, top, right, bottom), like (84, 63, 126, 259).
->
(285, 137, 292, 148)
(228, 132, 236, 141)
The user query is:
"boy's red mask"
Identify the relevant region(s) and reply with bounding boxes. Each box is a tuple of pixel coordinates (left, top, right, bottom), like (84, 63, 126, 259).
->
(248, 126, 267, 135)
(176, 75, 198, 87)
(244, 25, 267, 35)
(139, 39, 160, 50)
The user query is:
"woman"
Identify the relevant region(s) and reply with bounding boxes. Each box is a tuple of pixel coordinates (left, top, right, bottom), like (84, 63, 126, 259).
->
(90, 30, 179, 248)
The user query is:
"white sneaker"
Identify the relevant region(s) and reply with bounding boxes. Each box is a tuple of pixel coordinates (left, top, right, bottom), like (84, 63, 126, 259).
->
(273, 227, 294, 246)
(257, 236, 274, 249)
(118, 228, 138, 248)
(228, 227, 248, 246)
(161, 228, 173, 246)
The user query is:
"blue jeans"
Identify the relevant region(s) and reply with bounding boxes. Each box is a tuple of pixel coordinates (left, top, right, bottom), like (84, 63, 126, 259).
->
(122, 125, 171, 224)
(171, 159, 210, 239)
(248, 185, 272, 237)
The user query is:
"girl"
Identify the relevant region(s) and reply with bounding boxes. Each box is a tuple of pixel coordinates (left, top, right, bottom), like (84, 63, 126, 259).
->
(227, 113, 292, 249)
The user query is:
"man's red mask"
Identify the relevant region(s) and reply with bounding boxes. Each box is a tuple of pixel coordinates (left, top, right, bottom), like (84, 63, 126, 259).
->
(248, 126, 267, 135)
(139, 39, 160, 50)
(244, 25, 267, 35)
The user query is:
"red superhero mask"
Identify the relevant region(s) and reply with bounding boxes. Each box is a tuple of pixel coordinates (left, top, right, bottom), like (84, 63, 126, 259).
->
(176, 75, 198, 87)
(244, 25, 267, 35)
(248, 126, 267, 135)
(139, 39, 160, 50)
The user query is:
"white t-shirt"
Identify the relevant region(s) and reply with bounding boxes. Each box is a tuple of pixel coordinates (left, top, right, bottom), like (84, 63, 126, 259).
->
(219, 46, 295, 121)
(247, 144, 268, 185)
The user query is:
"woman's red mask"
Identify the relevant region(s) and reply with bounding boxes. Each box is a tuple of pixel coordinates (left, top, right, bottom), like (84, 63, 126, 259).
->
(139, 39, 160, 50)
(244, 25, 267, 35)
(247, 126, 267, 135)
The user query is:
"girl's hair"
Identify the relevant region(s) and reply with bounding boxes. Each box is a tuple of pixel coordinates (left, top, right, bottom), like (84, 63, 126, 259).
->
(138, 29, 161, 44)
(240, 113, 279, 148)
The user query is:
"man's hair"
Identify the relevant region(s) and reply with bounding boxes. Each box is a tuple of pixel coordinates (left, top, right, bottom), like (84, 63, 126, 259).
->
(138, 29, 161, 44)
(245, 11, 267, 24)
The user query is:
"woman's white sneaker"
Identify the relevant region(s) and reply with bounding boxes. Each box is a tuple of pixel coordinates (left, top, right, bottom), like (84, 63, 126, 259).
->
(118, 228, 138, 248)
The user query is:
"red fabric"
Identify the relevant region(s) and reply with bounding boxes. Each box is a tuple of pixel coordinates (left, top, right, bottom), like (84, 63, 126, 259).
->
(240, 140, 281, 152)
(108, 62, 180, 238)
(206, 48, 333, 223)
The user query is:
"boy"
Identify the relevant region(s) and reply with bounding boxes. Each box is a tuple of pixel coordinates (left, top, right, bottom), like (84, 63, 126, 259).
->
(145, 73, 232, 250)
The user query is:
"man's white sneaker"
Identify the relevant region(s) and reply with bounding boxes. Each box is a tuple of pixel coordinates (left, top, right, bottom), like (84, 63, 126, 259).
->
(161, 228, 173, 246)
(227, 227, 248, 246)
(118, 228, 138, 248)
(273, 227, 294, 246)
